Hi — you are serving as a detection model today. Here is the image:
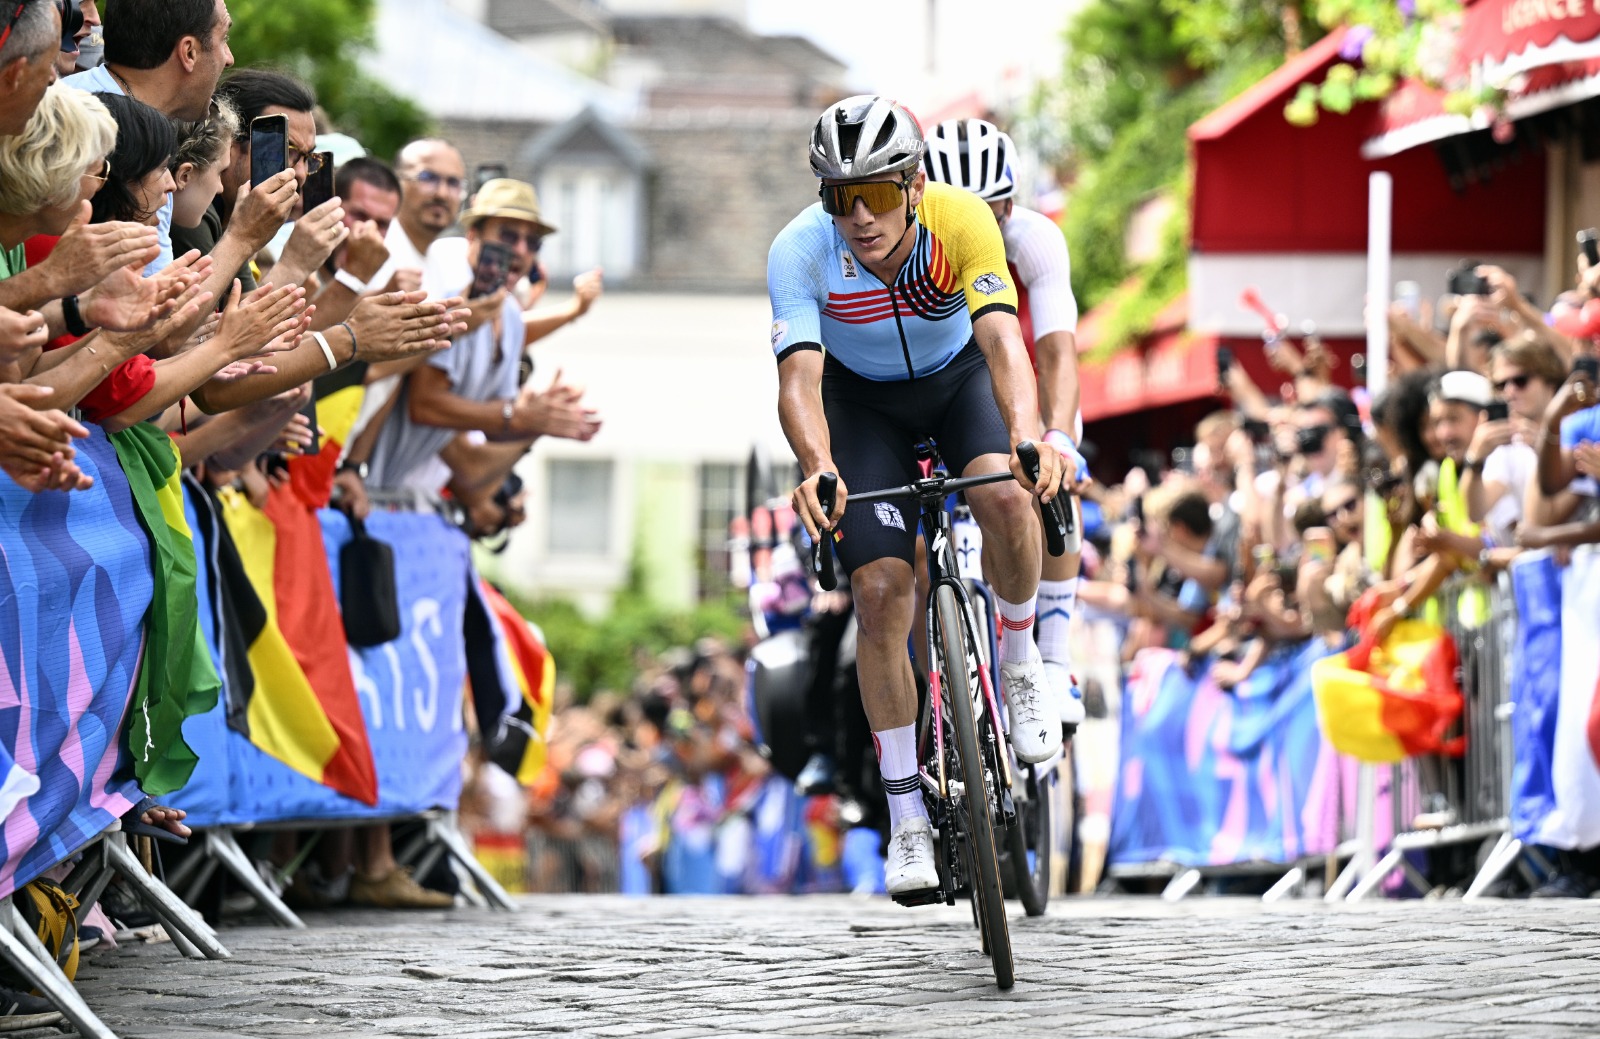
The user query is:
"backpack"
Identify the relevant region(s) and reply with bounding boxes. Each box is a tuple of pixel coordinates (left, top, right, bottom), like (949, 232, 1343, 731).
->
(16, 879, 80, 981)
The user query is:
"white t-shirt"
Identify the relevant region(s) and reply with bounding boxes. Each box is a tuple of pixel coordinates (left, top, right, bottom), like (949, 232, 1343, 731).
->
(1481, 440, 1537, 546)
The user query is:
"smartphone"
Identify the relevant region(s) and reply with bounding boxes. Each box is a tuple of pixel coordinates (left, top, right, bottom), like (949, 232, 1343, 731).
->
(300, 151, 335, 211)
(1242, 417, 1270, 443)
(469, 240, 514, 299)
(299, 393, 320, 455)
(1395, 280, 1422, 318)
(474, 163, 508, 195)
(1447, 263, 1489, 296)
(1216, 345, 1233, 384)
(1484, 400, 1509, 422)
(1579, 229, 1600, 267)
(1304, 528, 1335, 565)
(249, 114, 288, 188)
(1574, 355, 1600, 382)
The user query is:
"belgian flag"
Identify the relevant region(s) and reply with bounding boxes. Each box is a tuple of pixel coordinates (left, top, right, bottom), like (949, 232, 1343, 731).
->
(464, 580, 554, 784)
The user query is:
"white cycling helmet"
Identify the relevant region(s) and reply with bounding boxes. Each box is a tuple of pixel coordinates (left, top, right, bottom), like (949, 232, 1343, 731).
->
(924, 118, 1016, 202)
(810, 95, 925, 180)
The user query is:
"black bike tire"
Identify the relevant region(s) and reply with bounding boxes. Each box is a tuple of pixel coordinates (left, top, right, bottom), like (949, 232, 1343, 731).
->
(1007, 761, 1053, 917)
(935, 584, 1014, 989)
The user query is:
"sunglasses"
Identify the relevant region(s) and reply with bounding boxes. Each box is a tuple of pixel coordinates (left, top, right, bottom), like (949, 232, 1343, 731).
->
(0, 1, 24, 53)
(493, 227, 543, 252)
(287, 147, 324, 175)
(1327, 497, 1360, 520)
(410, 169, 464, 193)
(819, 178, 909, 217)
(1491, 373, 1530, 393)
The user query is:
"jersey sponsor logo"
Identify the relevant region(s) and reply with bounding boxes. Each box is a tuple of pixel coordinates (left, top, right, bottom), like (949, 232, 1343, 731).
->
(770, 320, 787, 349)
(972, 272, 1009, 296)
(875, 502, 905, 531)
(840, 251, 859, 280)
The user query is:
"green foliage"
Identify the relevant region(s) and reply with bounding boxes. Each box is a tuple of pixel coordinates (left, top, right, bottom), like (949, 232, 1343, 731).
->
(1289, 0, 1466, 126)
(505, 585, 749, 704)
(224, 0, 429, 160)
(1085, 179, 1191, 362)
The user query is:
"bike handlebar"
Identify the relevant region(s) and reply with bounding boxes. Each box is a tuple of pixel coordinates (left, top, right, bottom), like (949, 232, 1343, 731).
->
(1016, 442, 1072, 557)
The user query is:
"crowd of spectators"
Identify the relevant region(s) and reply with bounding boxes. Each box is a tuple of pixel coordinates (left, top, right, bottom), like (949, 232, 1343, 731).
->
(0, 0, 611, 1018)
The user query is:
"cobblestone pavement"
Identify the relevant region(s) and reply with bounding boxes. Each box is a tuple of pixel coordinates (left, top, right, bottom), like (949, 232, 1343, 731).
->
(69, 895, 1600, 1038)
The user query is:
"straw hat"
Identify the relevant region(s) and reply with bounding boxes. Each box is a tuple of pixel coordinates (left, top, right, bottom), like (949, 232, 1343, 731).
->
(461, 178, 557, 236)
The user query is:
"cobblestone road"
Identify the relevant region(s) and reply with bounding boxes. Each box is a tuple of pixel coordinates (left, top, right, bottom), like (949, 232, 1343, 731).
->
(71, 895, 1600, 1038)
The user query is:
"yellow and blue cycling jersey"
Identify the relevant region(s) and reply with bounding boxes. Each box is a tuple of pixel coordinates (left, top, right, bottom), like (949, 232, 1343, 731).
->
(766, 182, 1019, 381)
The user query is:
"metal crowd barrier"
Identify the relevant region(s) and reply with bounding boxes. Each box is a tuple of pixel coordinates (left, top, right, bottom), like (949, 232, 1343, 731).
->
(1338, 574, 1519, 901)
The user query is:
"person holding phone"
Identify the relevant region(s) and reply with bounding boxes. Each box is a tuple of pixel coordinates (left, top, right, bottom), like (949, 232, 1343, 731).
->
(1459, 336, 1567, 547)
(1536, 350, 1600, 501)
(365, 177, 599, 494)
(306, 157, 402, 330)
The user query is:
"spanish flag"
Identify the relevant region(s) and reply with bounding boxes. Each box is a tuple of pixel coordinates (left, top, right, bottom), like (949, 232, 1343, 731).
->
(215, 485, 378, 805)
(1311, 595, 1464, 764)
(464, 580, 554, 784)
(109, 424, 221, 795)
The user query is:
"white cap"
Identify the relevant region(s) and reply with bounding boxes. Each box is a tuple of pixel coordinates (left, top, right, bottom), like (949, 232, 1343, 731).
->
(1435, 369, 1493, 408)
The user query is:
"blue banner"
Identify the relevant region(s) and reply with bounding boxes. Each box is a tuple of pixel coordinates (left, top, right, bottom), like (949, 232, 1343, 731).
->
(171, 508, 470, 825)
(0, 432, 145, 897)
(1510, 553, 1563, 842)
(1109, 639, 1341, 869)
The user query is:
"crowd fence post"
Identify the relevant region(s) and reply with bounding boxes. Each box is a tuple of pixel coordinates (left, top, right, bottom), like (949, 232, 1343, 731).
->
(0, 897, 119, 1039)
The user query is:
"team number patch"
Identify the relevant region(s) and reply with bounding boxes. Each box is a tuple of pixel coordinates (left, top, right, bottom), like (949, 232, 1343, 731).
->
(875, 502, 905, 531)
(972, 273, 1008, 296)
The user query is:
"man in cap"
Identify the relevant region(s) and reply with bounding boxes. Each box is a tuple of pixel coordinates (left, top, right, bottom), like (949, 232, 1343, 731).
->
(365, 178, 600, 495)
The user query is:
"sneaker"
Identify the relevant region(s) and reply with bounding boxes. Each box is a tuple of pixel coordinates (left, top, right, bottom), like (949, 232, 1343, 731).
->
(884, 817, 939, 895)
(1044, 660, 1086, 728)
(1531, 871, 1598, 898)
(349, 866, 454, 909)
(0, 985, 62, 1032)
(1001, 647, 1062, 764)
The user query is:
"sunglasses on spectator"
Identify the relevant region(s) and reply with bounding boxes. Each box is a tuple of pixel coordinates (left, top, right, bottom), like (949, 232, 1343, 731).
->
(410, 169, 464, 193)
(288, 148, 324, 175)
(0, 1, 24, 53)
(1327, 498, 1359, 520)
(492, 227, 543, 252)
(819, 178, 910, 216)
(1492, 373, 1530, 393)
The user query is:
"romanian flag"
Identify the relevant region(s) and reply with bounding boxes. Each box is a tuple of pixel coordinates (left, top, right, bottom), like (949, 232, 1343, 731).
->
(215, 485, 378, 805)
(1311, 612, 1464, 764)
(108, 424, 221, 795)
(464, 580, 554, 785)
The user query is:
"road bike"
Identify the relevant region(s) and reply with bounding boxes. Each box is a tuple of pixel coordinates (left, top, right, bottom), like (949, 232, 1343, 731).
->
(811, 443, 1070, 989)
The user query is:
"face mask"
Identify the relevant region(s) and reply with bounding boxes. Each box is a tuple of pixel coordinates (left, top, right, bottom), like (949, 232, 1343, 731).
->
(75, 29, 103, 70)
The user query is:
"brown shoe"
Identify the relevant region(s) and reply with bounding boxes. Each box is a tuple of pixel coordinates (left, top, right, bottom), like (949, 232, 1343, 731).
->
(349, 867, 454, 909)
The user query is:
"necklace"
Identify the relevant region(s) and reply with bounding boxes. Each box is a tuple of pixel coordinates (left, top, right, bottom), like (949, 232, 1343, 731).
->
(107, 66, 137, 102)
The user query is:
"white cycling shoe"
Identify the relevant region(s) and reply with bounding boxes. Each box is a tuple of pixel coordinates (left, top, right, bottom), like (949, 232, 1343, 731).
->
(885, 816, 940, 894)
(1045, 660, 1086, 728)
(1001, 645, 1063, 764)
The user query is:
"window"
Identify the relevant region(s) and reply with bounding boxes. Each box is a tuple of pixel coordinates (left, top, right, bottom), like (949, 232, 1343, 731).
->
(547, 458, 613, 556)
(697, 462, 742, 599)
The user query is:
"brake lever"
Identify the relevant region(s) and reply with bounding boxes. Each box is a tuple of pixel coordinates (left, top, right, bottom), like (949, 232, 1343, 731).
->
(813, 472, 838, 590)
(1016, 441, 1069, 558)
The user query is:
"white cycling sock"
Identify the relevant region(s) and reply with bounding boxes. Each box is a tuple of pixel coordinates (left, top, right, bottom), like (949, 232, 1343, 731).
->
(996, 594, 1037, 665)
(874, 724, 926, 829)
(1036, 577, 1079, 666)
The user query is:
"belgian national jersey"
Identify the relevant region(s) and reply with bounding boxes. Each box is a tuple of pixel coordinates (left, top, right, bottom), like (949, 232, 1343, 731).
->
(766, 182, 1019, 381)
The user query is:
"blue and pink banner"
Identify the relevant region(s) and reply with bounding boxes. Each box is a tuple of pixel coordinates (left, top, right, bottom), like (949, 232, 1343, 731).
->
(1108, 639, 1346, 869)
(0, 432, 145, 899)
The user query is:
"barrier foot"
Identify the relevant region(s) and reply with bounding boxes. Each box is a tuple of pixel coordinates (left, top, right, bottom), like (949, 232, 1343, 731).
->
(0, 900, 119, 1039)
(204, 830, 305, 930)
(1160, 868, 1203, 902)
(1464, 833, 1523, 901)
(1262, 866, 1304, 903)
(1347, 848, 1403, 901)
(426, 815, 517, 911)
(101, 834, 230, 960)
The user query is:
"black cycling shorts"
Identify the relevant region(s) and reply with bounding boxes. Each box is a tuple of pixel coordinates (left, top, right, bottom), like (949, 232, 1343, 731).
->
(822, 339, 1010, 574)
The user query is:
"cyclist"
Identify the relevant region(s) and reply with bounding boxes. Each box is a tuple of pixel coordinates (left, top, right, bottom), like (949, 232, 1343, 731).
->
(924, 117, 1087, 732)
(769, 96, 1067, 895)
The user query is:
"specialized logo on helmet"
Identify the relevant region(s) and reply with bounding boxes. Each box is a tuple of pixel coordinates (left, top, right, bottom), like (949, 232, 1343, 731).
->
(840, 252, 859, 280)
(875, 502, 905, 531)
(973, 273, 1008, 296)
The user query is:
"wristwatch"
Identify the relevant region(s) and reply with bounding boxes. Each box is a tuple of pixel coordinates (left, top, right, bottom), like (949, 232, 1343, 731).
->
(62, 295, 92, 337)
(337, 460, 369, 480)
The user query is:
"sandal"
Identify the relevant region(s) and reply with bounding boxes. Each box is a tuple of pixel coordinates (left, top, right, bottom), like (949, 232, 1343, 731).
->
(119, 797, 189, 846)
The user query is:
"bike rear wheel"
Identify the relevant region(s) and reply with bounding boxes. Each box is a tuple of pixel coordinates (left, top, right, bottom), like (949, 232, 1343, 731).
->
(935, 584, 1014, 989)
(1005, 760, 1053, 916)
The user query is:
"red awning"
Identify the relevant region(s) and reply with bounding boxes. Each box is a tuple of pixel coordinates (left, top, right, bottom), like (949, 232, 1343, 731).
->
(1077, 296, 1220, 423)
(1364, 57, 1600, 157)
(1459, 0, 1600, 81)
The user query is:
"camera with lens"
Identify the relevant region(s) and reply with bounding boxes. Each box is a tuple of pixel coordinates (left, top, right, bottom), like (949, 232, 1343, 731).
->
(1447, 261, 1490, 296)
(1294, 424, 1330, 456)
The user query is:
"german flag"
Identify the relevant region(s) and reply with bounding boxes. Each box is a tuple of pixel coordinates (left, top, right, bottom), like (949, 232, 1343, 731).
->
(464, 580, 554, 784)
(108, 424, 221, 796)
(215, 485, 379, 805)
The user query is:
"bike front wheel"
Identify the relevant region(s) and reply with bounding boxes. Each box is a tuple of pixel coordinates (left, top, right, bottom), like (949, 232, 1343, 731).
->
(934, 583, 1014, 989)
